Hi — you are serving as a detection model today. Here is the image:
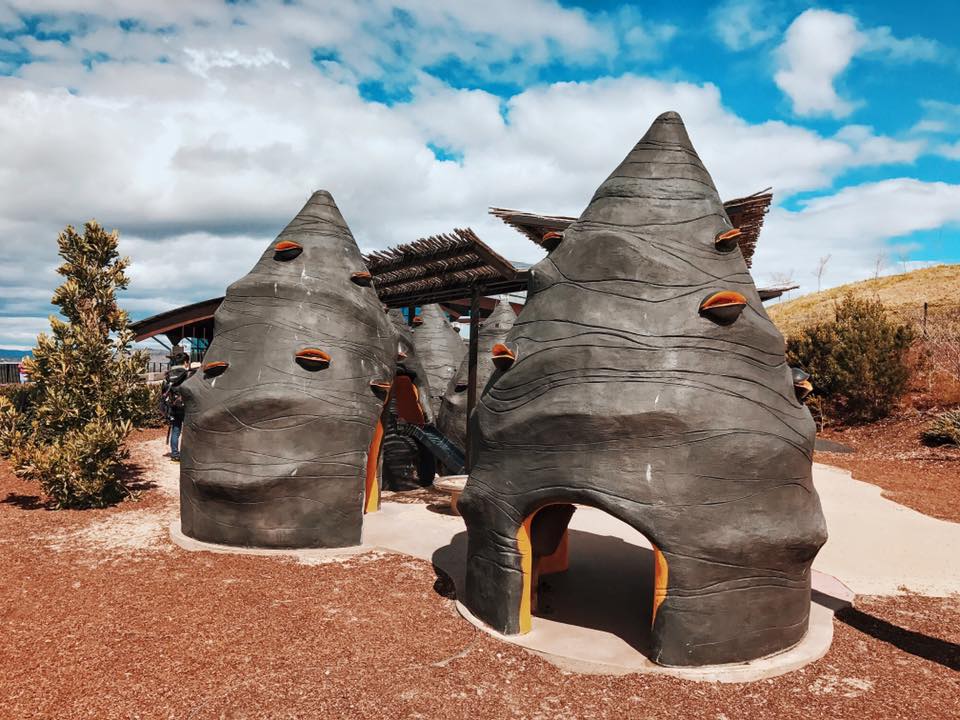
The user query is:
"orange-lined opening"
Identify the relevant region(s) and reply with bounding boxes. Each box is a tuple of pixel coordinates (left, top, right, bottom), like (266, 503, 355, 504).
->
(652, 546, 669, 627)
(515, 504, 574, 634)
(370, 379, 391, 397)
(364, 410, 386, 514)
(700, 291, 747, 310)
(515, 505, 667, 636)
(202, 360, 229, 377)
(714, 228, 742, 250)
(795, 379, 814, 400)
(294, 348, 331, 369)
(273, 240, 303, 260)
(351, 271, 373, 286)
(491, 342, 516, 370)
(542, 231, 564, 251)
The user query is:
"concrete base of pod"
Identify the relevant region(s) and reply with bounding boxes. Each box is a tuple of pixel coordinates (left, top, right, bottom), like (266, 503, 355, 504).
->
(169, 502, 852, 683)
(169, 520, 370, 562)
(456, 594, 838, 683)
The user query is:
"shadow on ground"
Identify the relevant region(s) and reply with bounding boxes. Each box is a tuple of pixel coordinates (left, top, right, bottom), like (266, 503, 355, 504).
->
(432, 528, 655, 656)
(1, 492, 45, 510)
(836, 606, 960, 671)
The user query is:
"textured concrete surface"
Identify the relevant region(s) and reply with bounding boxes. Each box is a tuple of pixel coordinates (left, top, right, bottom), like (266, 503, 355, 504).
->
(458, 112, 826, 666)
(180, 190, 395, 549)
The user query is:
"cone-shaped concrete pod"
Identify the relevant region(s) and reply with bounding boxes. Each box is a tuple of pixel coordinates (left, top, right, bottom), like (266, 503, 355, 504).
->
(380, 310, 434, 487)
(179, 191, 395, 549)
(458, 112, 827, 666)
(414, 304, 466, 416)
(436, 298, 516, 451)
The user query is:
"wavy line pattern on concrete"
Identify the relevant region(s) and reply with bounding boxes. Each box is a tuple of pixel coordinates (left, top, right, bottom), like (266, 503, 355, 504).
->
(458, 112, 827, 667)
(179, 191, 395, 549)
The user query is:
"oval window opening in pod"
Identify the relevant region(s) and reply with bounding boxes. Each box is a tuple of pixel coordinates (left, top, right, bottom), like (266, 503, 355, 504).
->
(791, 367, 813, 401)
(274, 240, 303, 261)
(295, 348, 331, 370)
(542, 231, 564, 252)
(714, 228, 742, 252)
(412, 316, 423, 326)
(454, 382, 468, 393)
(202, 360, 229, 378)
(397, 350, 408, 361)
(491, 342, 516, 371)
(370, 379, 392, 399)
(351, 271, 373, 287)
(699, 291, 748, 325)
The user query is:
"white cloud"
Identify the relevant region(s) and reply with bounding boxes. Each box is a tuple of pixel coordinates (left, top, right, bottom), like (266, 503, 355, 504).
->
(710, 0, 780, 51)
(774, 10, 948, 118)
(0, 1, 953, 348)
(774, 10, 865, 118)
(753, 179, 960, 294)
(862, 25, 944, 62)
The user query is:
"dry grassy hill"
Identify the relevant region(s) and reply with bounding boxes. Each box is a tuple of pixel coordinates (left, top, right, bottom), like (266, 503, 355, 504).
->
(767, 263, 960, 337)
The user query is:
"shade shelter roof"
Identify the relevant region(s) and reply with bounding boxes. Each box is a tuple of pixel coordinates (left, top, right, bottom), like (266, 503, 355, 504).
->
(362, 228, 528, 308)
(489, 189, 773, 268)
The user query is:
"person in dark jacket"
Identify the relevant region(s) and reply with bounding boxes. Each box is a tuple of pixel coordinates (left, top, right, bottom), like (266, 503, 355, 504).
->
(160, 350, 189, 462)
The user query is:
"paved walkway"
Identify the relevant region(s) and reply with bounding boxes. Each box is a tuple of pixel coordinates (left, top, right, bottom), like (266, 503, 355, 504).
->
(812, 462, 960, 596)
(171, 460, 960, 680)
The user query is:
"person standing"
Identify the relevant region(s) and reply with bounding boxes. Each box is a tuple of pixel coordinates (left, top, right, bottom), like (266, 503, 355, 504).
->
(160, 349, 189, 462)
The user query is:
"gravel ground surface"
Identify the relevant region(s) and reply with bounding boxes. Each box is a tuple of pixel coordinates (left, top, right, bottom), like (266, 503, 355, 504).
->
(1, 431, 958, 719)
(817, 412, 960, 523)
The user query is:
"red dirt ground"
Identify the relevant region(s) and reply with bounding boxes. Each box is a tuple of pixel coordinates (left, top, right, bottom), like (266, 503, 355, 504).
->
(1, 433, 958, 719)
(817, 411, 960, 523)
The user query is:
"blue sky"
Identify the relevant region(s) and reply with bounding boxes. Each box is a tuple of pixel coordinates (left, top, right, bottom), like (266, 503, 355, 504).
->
(0, 0, 958, 348)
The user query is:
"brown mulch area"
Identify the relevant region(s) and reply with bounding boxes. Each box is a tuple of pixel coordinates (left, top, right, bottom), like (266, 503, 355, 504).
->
(1, 434, 959, 718)
(816, 412, 960, 523)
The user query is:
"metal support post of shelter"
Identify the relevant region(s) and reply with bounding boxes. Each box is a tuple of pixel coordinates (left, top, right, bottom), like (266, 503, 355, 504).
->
(465, 284, 482, 472)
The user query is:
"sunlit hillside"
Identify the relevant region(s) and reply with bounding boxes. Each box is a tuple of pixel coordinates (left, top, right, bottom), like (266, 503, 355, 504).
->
(767, 264, 960, 337)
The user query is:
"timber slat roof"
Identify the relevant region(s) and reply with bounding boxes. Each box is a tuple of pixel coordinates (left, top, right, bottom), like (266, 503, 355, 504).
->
(363, 228, 527, 308)
(490, 189, 773, 268)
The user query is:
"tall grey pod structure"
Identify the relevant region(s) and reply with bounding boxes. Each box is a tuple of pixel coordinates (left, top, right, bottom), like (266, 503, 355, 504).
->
(436, 298, 516, 451)
(179, 191, 395, 549)
(458, 112, 827, 667)
(381, 310, 434, 488)
(413, 304, 466, 416)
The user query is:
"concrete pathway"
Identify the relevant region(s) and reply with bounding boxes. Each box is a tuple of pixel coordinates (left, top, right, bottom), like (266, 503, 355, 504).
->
(169, 460, 959, 680)
(811, 463, 960, 596)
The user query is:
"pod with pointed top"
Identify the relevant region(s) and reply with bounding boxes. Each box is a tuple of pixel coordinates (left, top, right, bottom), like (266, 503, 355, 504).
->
(273, 240, 303, 261)
(714, 228, 742, 252)
(699, 291, 748, 325)
(541, 231, 564, 252)
(351, 271, 373, 287)
(202, 360, 229, 378)
(791, 367, 813, 401)
(294, 348, 331, 370)
(456, 112, 826, 668)
(491, 342, 516, 371)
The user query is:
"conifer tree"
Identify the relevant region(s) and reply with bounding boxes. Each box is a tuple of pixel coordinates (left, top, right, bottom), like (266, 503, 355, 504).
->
(0, 221, 148, 507)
